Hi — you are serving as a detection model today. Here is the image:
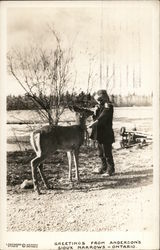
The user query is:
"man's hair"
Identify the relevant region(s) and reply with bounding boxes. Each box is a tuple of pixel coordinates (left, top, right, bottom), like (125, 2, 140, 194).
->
(94, 89, 110, 103)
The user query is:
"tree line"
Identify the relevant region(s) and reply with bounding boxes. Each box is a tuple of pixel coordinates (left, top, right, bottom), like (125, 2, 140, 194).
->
(7, 91, 152, 111)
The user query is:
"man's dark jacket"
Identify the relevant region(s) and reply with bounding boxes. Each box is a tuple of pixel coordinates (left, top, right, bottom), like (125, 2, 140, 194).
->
(90, 103, 115, 144)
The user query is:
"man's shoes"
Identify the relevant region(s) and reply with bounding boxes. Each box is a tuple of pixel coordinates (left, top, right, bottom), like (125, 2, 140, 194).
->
(103, 168, 115, 176)
(93, 167, 107, 174)
(102, 171, 115, 177)
(93, 167, 115, 175)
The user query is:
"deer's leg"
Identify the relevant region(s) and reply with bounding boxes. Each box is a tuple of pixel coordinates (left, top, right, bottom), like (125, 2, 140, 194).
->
(67, 151, 72, 181)
(38, 163, 50, 189)
(31, 155, 45, 194)
(86, 129, 89, 147)
(73, 149, 80, 182)
(31, 157, 40, 194)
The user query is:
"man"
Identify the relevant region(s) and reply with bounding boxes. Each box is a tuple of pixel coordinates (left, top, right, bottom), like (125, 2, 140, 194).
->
(89, 89, 115, 175)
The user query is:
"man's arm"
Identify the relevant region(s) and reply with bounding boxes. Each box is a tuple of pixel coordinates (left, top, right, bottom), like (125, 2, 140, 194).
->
(97, 106, 113, 125)
(88, 106, 113, 128)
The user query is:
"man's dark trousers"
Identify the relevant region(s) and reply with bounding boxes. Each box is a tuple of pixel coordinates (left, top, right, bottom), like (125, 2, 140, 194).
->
(98, 143, 115, 174)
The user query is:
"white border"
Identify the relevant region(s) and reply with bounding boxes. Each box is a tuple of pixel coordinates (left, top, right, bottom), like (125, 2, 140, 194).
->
(0, 1, 159, 250)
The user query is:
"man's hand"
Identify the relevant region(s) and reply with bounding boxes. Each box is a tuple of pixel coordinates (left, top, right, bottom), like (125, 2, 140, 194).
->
(93, 105, 99, 115)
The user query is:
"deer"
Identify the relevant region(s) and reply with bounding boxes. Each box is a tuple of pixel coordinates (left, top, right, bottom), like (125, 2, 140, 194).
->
(30, 105, 94, 194)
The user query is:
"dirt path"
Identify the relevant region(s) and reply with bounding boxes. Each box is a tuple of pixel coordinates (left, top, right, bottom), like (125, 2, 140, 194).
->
(7, 144, 153, 232)
(7, 184, 153, 232)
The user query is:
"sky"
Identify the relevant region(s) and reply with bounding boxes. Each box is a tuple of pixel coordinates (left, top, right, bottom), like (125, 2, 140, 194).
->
(5, 1, 158, 96)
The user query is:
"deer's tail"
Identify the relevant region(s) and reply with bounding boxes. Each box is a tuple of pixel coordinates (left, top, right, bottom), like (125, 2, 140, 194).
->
(30, 132, 41, 155)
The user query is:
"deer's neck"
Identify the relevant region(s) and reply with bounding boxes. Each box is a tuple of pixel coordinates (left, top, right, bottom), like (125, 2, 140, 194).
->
(75, 115, 86, 130)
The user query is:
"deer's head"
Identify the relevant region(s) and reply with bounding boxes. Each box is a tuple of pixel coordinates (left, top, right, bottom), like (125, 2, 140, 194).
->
(69, 105, 93, 126)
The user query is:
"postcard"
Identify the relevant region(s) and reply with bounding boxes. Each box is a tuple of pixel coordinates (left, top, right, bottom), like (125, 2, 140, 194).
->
(0, 1, 159, 250)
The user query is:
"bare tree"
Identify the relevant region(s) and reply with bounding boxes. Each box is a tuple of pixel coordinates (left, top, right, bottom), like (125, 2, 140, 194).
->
(86, 52, 98, 95)
(7, 27, 74, 125)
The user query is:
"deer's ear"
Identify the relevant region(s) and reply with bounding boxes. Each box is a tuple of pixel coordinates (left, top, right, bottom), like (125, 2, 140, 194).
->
(68, 105, 80, 113)
(71, 105, 82, 113)
(68, 105, 73, 112)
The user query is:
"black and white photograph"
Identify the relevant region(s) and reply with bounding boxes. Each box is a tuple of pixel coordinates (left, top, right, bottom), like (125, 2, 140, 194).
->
(0, 1, 159, 250)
